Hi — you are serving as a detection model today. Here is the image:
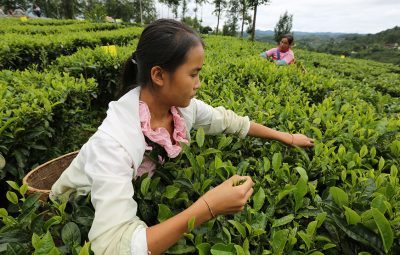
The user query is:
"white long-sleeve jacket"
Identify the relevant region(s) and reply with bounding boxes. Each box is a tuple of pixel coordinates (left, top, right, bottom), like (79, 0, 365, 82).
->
(50, 86, 250, 254)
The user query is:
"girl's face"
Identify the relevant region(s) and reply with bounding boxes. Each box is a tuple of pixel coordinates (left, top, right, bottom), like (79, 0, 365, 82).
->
(279, 37, 290, 51)
(161, 44, 204, 108)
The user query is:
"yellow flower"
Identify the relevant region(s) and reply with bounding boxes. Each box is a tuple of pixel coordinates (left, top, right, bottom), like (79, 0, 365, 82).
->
(101, 45, 117, 57)
(20, 16, 28, 22)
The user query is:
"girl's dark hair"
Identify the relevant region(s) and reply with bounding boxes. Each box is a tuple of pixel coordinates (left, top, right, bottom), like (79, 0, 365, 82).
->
(281, 34, 294, 45)
(120, 19, 204, 97)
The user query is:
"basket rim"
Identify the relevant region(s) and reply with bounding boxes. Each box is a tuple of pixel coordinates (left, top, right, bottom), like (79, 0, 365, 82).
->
(22, 150, 79, 193)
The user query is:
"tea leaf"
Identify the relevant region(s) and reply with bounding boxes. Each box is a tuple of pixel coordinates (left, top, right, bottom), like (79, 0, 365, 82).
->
(61, 222, 81, 246)
(272, 153, 282, 171)
(360, 145, 368, 158)
(329, 187, 349, 208)
(271, 229, 289, 255)
(294, 177, 307, 211)
(6, 191, 18, 205)
(372, 208, 393, 253)
(140, 177, 151, 196)
(187, 217, 195, 232)
(164, 185, 180, 199)
(78, 242, 91, 255)
(234, 245, 245, 255)
(228, 220, 246, 238)
(371, 195, 387, 214)
(167, 244, 196, 254)
(196, 243, 211, 255)
(343, 206, 361, 225)
(6, 181, 19, 191)
(6, 242, 27, 255)
(158, 204, 173, 222)
(19, 184, 28, 196)
(253, 188, 265, 211)
(211, 243, 235, 254)
(196, 128, 205, 148)
(378, 157, 385, 172)
(272, 214, 294, 228)
(0, 154, 5, 170)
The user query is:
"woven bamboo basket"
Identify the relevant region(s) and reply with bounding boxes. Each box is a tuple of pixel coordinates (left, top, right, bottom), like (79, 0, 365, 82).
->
(23, 151, 79, 201)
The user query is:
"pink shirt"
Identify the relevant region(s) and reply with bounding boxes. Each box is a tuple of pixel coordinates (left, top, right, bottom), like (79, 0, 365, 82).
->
(136, 101, 188, 177)
(266, 47, 295, 64)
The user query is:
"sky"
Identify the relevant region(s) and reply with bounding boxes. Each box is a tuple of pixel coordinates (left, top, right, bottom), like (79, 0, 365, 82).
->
(156, 0, 400, 34)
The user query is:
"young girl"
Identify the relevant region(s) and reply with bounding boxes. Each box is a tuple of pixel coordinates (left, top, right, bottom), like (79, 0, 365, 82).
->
(51, 19, 314, 255)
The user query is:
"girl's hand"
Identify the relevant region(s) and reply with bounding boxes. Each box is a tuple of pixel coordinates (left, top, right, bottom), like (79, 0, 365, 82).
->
(291, 134, 315, 148)
(202, 175, 254, 217)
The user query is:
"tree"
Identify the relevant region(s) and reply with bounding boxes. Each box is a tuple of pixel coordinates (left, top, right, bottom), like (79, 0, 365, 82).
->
(248, 0, 271, 41)
(84, 1, 107, 22)
(223, 0, 239, 36)
(212, 0, 227, 34)
(159, 0, 180, 18)
(238, 0, 251, 38)
(0, 0, 29, 12)
(193, 0, 207, 25)
(181, 16, 201, 30)
(274, 11, 293, 43)
(181, 0, 188, 19)
(132, 0, 156, 23)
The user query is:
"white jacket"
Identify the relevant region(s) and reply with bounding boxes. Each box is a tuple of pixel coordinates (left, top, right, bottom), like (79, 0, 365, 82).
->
(50, 87, 250, 254)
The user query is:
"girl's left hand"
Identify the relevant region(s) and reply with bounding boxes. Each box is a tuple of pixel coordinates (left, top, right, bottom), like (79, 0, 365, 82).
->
(291, 134, 315, 148)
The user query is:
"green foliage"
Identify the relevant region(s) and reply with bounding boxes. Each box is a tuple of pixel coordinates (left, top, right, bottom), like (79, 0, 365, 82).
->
(274, 11, 293, 44)
(0, 20, 399, 254)
(0, 69, 97, 181)
(0, 19, 142, 70)
(84, 2, 107, 22)
(296, 26, 400, 66)
(0, 181, 94, 254)
(52, 44, 135, 107)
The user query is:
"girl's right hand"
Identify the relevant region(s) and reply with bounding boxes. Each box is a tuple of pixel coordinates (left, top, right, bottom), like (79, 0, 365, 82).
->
(202, 175, 254, 216)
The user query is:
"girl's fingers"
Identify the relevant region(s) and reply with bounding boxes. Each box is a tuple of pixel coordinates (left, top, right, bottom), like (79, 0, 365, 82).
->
(232, 176, 254, 191)
(244, 187, 254, 201)
(240, 177, 254, 190)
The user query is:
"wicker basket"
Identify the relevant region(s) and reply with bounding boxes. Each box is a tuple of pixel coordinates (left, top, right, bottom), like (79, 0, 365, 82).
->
(23, 151, 79, 201)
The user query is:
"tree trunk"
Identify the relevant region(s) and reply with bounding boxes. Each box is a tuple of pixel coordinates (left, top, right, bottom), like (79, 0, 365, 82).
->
(240, 0, 246, 37)
(139, 0, 143, 24)
(216, 9, 221, 34)
(251, 3, 257, 41)
(62, 0, 74, 19)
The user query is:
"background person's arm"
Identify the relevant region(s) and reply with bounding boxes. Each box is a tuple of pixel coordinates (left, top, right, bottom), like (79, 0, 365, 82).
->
(279, 50, 295, 65)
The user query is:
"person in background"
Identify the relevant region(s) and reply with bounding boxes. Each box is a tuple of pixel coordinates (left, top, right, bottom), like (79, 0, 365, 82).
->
(51, 19, 314, 255)
(260, 34, 295, 65)
(33, 3, 41, 17)
(0, 6, 5, 17)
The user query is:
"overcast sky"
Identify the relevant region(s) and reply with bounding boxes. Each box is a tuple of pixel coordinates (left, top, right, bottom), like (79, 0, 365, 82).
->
(156, 0, 400, 34)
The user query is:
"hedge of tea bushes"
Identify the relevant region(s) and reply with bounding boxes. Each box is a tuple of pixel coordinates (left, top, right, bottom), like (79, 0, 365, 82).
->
(0, 69, 98, 181)
(298, 50, 400, 98)
(0, 26, 142, 70)
(51, 44, 137, 107)
(0, 19, 125, 35)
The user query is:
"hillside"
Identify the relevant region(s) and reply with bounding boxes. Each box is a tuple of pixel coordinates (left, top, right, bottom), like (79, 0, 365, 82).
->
(296, 26, 400, 65)
(256, 27, 400, 65)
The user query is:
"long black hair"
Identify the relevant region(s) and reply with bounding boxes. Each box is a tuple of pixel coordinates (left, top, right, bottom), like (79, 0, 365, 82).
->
(120, 19, 204, 97)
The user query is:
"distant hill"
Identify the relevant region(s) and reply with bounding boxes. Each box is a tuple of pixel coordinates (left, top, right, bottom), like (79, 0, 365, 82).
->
(254, 30, 354, 45)
(255, 29, 351, 39)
